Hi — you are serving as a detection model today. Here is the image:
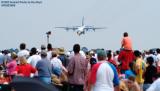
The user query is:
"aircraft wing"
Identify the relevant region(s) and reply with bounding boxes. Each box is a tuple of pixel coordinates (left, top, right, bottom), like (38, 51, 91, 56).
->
(84, 27, 106, 31)
(55, 27, 78, 31)
(92, 27, 106, 29)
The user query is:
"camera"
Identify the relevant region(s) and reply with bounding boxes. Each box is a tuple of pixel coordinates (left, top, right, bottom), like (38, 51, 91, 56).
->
(46, 31, 51, 35)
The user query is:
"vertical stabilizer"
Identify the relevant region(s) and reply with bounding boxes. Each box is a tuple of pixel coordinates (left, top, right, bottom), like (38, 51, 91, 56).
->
(82, 16, 84, 26)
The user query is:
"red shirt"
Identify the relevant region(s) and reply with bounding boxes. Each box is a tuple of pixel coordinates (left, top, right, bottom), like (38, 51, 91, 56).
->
(118, 50, 135, 70)
(107, 59, 117, 67)
(0, 77, 11, 84)
(16, 64, 36, 77)
(88, 63, 102, 85)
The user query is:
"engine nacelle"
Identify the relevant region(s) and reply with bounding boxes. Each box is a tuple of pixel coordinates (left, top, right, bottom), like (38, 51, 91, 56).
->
(77, 31, 85, 36)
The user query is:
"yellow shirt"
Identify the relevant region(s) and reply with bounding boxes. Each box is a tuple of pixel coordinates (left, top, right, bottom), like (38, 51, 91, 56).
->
(135, 58, 145, 84)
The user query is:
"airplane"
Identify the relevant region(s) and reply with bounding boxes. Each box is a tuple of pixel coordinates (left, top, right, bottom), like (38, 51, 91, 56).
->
(55, 17, 106, 36)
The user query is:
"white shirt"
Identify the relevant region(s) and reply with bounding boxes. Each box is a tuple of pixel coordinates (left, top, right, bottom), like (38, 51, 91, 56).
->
(156, 54, 160, 66)
(70, 51, 86, 59)
(17, 50, 29, 58)
(147, 78, 160, 91)
(92, 62, 114, 91)
(51, 57, 67, 72)
(114, 55, 120, 65)
(28, 54, 41, 67)
(156, 54, 160, 61)
(147, 54, 157, 66)
(47, 51, 52, 61)
(51, 57, 63, 69)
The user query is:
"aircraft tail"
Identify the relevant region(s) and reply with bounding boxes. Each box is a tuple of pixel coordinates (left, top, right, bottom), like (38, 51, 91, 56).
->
(82, 16, 84, 26)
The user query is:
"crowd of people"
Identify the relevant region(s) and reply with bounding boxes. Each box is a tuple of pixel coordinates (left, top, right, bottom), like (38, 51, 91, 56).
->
(0, 32, 160, 91)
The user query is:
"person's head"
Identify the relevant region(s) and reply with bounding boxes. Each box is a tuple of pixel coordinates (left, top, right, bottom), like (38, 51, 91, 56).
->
(73, 44, 80, 54)
(41, 44, 46, 50)
(3, 50, 8, 55)
(11, 52, 17, 60)
(41, 51, 47, 58)
(147, 56, 154, 66)
(123, 32, 128, 37)
(127, 76, 136, 88)
(114, 50, 120, 57)
(89, 50, 95, 57)
(116, 50, 120, 55)
(157, 48, 160, 54)
(149, 49, 154, 55)
(134, 50, 141, 58)
(30, 47, 37, 56)
(19, 57, 27, 65)
(90, 57, 97, 68)
(52, 51, 58, 58)
(107, 52, 112, 59)
(58, 47, 65, 55)
(97, 49, 107, 61)
(47, 43, 52, 51)
(19, 43, 26, 50)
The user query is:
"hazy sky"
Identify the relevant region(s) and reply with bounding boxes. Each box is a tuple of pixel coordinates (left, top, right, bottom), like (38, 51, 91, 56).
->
(0, 0, 160, 51)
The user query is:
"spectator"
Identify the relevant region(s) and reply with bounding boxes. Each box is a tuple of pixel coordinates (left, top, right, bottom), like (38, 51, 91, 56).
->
(0, 51, 5, 68)
(47, 43, 53, 60)
(41, 44, 46, 52)
(88, 49, 120, 91)
(156, 48, 160, 73)
(6, 52, 17, 77)
(125, 76, 140, 91)
(84, 57, 97, 91)
(0, 66, 11, 84)
(58, 47, 69, 68)
(51, 51, 67, 77)
(118, 50, 135, 74)
(121, 32, 132, 51)
(118, 32, 135, 74)
(114, 50, 120, 66)
(17, 43, 29, 58)
(3, 50, 11, 67)
(143, 57, 157, 91)
(67, 44, 88, 91)
(36, 51, 52, 84)
(146, 50, 157, 66)
(134, 50, 145, 91)
(27, 47, 41, 67)
(15, 57, 36, 77)
(146, 78, 160, 91)
(107, 52, 118, 68)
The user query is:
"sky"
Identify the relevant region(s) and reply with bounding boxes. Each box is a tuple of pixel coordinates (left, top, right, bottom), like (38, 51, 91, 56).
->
(0, 0, 160, 51)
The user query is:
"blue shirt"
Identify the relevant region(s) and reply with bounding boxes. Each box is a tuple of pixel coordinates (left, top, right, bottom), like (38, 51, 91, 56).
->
(36, 58, 52, 77)
(0, 54, 4, 65)
(125, 69, 135, 79)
